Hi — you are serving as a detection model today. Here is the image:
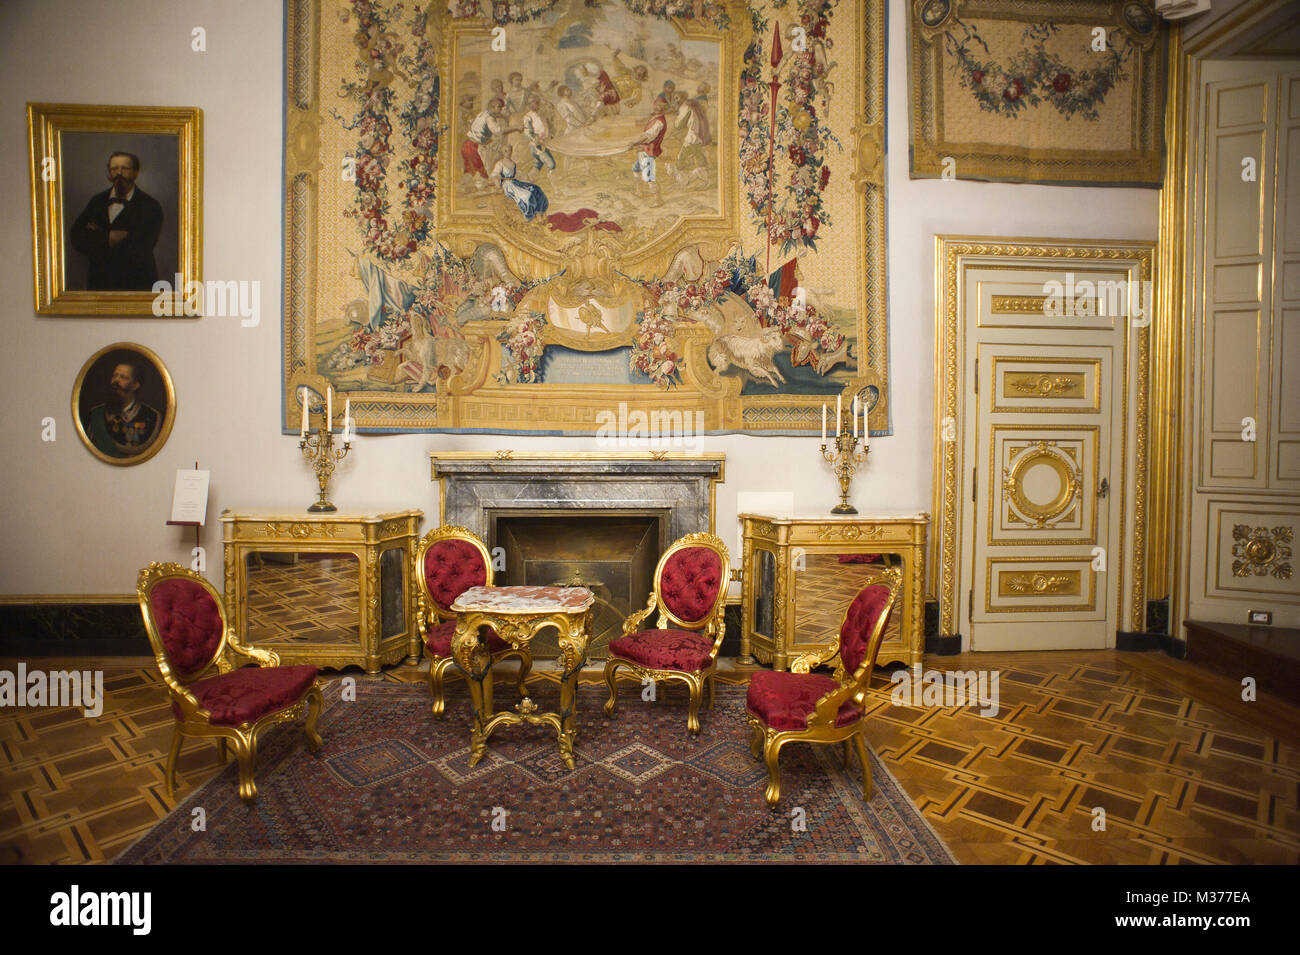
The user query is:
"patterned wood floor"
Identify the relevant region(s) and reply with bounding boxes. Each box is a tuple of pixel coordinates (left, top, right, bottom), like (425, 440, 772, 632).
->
(2, 651, 1297, 864)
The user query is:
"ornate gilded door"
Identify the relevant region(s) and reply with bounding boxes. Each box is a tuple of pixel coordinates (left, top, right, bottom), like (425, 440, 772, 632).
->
(959, 260, 1134, 650)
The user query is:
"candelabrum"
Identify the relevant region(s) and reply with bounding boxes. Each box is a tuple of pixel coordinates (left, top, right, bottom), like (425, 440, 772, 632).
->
(821, 412, 869, 515)
(300, 424, 350, 513)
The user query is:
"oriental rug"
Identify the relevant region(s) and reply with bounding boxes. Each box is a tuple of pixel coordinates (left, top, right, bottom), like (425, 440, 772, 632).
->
(115, 681, 955, 863)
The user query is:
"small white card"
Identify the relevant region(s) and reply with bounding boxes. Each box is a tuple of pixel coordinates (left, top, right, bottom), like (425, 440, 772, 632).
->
(170, 469, 211, 525)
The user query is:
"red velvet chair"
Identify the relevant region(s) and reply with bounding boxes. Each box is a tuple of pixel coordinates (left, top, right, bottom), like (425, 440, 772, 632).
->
(137, 562, 323, 805)
(745, 565, 901, 808)
(603, 532, 730, 735)
(414, 525, 531, 717)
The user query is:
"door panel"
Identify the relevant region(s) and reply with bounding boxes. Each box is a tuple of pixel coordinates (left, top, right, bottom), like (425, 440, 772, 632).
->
(958, 261, 1129, 652)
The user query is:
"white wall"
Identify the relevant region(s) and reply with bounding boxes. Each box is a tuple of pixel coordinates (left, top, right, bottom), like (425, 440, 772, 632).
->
(0, 0, 1159, 597)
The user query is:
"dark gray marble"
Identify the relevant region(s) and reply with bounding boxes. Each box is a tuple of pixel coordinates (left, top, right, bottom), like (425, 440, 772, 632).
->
(435, 457, 723, 543)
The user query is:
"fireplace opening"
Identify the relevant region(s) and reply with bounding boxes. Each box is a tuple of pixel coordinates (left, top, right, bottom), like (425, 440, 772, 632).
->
(490, 510, 667, 660)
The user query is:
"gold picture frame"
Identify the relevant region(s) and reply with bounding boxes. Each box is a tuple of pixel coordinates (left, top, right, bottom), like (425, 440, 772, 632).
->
(27, 103, 203, 315)
(71, 342, 177, 466)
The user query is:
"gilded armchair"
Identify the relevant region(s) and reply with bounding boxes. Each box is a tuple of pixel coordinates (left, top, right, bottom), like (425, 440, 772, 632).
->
(137, 562, 323, 805)
(603, 532, 730, 735)
(414, 525, 531, 717)
(745, 565, 901, 809)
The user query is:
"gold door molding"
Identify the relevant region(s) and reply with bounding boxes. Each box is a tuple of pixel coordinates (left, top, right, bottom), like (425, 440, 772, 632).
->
(933, 237, 1153, 639)
(1158, 0, 1299, 632)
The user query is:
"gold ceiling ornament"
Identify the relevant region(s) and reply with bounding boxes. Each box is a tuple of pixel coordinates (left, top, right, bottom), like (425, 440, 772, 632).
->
(1002, 441, 1081, 528)
(1230, 524, 1293, 580)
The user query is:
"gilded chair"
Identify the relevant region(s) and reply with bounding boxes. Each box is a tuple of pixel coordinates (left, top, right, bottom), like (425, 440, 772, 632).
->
(603, 532, 730, 735)
(414, 525, 531, 717)
(745, 565, 901, 809)
(137, 562, 323, 805)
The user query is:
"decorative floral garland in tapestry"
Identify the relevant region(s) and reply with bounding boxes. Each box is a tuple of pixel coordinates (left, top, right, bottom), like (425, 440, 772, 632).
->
(944, 20, 1134, 121)
(286, 0, 886, 431)
(329, 0, 846, 391)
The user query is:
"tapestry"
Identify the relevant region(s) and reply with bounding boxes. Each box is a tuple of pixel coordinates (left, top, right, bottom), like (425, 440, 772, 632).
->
(908, 0, 1167, 186)
(282, 0, 888, 435)
(115, 682, 958, 863)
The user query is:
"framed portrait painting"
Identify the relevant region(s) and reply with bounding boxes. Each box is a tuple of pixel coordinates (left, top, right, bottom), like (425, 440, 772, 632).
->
(27, 103, 202, 315)
(72, 343, 176, 466)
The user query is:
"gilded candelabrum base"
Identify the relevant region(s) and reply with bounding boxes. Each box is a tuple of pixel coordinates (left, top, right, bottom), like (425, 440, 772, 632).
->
(821, 417, 869, 515)
(300, 426, 350, 513)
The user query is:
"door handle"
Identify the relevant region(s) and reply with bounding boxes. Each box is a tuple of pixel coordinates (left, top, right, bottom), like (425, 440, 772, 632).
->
(1098, 477, 1109, 499)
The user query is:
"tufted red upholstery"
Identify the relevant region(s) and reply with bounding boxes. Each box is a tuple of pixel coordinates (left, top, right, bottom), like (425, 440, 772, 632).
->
(149, 578, 225, 678)
(422, 538, 488, 612)
(609, 628, 715, 672)
(839, 583, 893, 674)
(172, 664, 318, 726)
(659, 547, 723, 624)
(746, 670, 862, 731)
(423, 619, 510, 656)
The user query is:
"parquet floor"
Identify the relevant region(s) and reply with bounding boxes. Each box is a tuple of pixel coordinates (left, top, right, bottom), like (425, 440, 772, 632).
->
(1, 651, 1297, 864)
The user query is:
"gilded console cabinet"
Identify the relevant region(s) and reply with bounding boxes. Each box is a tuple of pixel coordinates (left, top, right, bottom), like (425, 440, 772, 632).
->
(739, 513, 927, 671)
(221, 510, 423, 673)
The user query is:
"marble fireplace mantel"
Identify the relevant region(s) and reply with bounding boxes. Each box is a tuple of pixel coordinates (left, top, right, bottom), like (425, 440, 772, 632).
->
(429, 452, 725, 541)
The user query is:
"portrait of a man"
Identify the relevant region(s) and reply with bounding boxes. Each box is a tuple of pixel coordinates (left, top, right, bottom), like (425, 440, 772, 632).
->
(68, 151, 164, 291)
(27, 104, 199, 314)
(73, 343, 175, 466)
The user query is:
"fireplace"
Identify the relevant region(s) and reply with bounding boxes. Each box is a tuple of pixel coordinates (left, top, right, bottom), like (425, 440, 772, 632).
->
(493, 511, 663, 659)
(431, 453, 725, 660)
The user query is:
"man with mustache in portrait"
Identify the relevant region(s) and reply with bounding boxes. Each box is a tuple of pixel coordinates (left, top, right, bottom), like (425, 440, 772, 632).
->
(85, 360, 161, 459)
(69, 151, 164, 291)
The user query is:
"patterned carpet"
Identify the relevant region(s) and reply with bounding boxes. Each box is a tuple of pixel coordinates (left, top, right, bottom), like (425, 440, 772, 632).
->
(114, 682, 956, 864)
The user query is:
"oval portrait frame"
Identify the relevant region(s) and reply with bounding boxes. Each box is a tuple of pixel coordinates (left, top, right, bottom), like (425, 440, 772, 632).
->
(71, 341, 176, 466)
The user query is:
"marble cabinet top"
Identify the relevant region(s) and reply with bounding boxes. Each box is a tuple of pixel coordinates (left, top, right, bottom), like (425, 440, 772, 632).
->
(451, 586, 595, 614)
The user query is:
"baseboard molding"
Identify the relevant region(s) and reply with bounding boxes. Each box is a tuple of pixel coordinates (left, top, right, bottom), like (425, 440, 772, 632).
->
(926, 632, 962, 656)
(1116, 630, 1187, 658)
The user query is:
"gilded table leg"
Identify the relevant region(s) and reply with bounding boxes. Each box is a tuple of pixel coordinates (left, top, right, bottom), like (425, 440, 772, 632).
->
(452, 615, 493, 767)
(555, 612, 590, 770)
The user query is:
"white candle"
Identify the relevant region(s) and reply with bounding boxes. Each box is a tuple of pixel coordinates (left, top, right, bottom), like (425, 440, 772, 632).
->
(836, 394, 842, 435)
(864, 405, 870, 451)
(299, 388, 308, 437)
(853, 395, 859, 438)
(326, 386, 333, 432)
(344, 397, 352, 442)
(821, 404, 827, 443)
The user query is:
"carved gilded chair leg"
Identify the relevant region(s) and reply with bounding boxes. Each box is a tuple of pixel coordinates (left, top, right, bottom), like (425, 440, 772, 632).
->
(164, 724, 183, 799)
(853, 731, 874, 802)
(686, 677, 702, 736)
(304, 686, 324, 752)
(762, 738, 786, 809)
(233, 733, 258, 805)
(842, 739, 853, 766)
(216, 737, 228, 765)
(429, 658, 448, 718)
(748, 723, 763, 760)
(602, 661, 621, 717)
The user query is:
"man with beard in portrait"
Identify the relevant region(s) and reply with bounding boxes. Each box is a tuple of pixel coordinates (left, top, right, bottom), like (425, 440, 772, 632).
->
(85, 360, 160, 458)
(68, 151, 164, 290)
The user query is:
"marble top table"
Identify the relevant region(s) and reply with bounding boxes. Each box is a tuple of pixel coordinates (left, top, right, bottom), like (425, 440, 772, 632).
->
(449, 586, 595, 769)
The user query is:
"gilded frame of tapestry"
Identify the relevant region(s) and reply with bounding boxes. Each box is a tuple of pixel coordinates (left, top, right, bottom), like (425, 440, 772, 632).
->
(282, 0, 888, 435)
(909, 0, 1167, 186)
(932, 237, 1152, 640)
